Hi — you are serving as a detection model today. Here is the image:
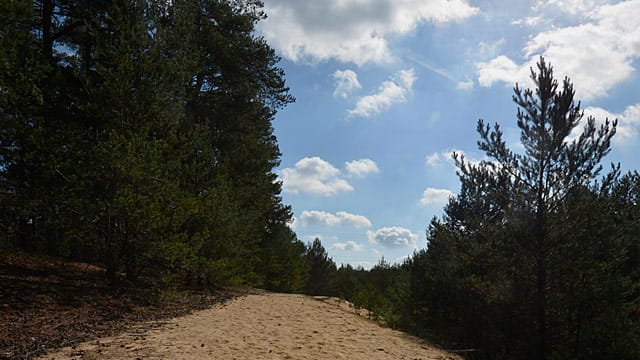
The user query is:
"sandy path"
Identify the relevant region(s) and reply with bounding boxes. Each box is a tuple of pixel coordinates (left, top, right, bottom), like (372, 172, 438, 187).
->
(41, 292, 457, 359)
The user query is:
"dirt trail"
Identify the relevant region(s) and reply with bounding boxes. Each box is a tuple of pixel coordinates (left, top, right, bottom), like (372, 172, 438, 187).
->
(41, 292, 458, 359)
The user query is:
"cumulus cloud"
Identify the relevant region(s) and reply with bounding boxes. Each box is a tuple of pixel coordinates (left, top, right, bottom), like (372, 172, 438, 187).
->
(281, 157, 380, 196)
(333, 241, 364, 251)
(333, 70, 361, 98)
(348, 69, 416, 118)
(419, 187, 454, 206)
(299, 210, 372, 228)
(477, 1, 640, 101)
(281, 157, 353, 196)
(258, 0, 479, 65)
(345, 159, 380, 178)
(477, 55, 524, 88)
(367, 227, 418, 249)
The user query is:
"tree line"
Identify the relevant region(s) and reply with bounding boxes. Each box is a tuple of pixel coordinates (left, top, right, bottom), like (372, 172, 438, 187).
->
(301, 60, 639, 360)
(0, 0, 312, 290)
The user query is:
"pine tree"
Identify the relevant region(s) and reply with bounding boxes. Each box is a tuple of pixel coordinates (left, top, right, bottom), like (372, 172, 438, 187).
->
(259, 223, 307, 292)
(169, 0, 294, 285)
(304, 238, 337, 296)
(405, 58, 622, 358)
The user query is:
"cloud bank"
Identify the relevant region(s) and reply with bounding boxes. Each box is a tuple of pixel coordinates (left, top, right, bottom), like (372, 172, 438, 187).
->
(477, 0, 640, 101)
(259, 0, 479, 65)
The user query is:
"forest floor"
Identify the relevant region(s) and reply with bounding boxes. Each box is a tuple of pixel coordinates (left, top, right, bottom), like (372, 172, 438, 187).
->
(1, 251, 458, 360)
(0, 251, 242, 359)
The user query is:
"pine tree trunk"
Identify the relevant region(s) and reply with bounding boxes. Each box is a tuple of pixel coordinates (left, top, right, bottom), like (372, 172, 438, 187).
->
(535, 206, 547, 360)
(41, 0, 54, 62)
(536, 246, 546, 360)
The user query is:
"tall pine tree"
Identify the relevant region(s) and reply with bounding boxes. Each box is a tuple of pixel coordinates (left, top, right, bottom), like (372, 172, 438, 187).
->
(407, 58, 626, 359)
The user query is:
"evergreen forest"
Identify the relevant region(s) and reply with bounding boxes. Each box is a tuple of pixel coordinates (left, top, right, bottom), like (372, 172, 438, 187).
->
(1, 1, 637, 359)
(1, 0, 308, 290)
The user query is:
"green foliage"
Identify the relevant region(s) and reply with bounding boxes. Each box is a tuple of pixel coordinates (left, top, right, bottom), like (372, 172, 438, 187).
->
(403, 58, 636, 359)
(0, 0, 297, 291)
(303, 238, 337, 296)
(331, 259, 411, 329)
(259, 223, 308, 293)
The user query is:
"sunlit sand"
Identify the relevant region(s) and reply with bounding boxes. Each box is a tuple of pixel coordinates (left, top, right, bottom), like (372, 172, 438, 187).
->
(42, 291, 458, 359)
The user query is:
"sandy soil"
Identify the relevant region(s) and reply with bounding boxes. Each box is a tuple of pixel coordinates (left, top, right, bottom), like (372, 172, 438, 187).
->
(41, 291, 458, 360)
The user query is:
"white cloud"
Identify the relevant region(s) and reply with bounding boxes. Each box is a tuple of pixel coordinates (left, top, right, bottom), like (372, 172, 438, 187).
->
(425, 149, 486, 171)
(348, 69, 416, 118)
(456, 80, 474, 90)
(425, 149, 459, 167)
(477, 1, 640, 101)
(512, 15, 544, 27)
(425, 152, 443, 166)
(258, 0, 479, 65)
(582, 103, 640, 144)
(333, 241, 364, 251)
(367, 227, 418, 249)
(419, 187, 454, 206)
(289, 216, 298, 230)
(333, 70, 362, 98)
(534, 0, 608, 15)
(477, 55, 525, 88)
(397, 68, 417, 89)
(345, 159, 380, 178)
(299, 210, 372, 228)
(281, 157, 380, 196)
(281, 157, 353, 196)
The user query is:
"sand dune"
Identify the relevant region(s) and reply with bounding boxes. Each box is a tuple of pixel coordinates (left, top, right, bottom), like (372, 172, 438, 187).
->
(42, 291, 458, 359)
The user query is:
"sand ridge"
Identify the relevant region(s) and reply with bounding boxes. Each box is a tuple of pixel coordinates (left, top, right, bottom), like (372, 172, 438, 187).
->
(41, 291, 458, 359)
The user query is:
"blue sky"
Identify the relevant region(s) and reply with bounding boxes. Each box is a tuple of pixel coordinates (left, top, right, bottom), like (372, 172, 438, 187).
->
(256, 0, 640, 268)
